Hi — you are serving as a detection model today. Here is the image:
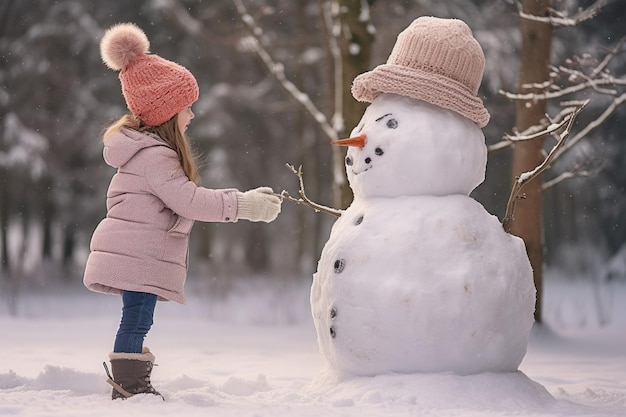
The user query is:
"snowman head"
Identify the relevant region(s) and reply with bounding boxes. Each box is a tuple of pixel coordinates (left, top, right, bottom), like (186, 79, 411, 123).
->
(333, 93, 487, 199)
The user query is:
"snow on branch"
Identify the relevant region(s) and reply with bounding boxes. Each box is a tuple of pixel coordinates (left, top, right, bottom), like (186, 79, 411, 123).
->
(280, 164, 343, 217)
(489, 100, 584, 153)
(554, 92, 626, 161)
(515, 0, 608, 28)
(232, 0, 338, 141)
(496, 34, 626, 156)
(497, 31, 626, 233)
(500, 35, 626, 103)
(542, 161, 605, 191)
(502, 101, 587, 233)
(590, 35, 626, 78)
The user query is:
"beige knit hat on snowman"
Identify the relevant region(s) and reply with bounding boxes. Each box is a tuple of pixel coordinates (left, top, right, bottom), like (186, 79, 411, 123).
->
(351, 16, 490, 127)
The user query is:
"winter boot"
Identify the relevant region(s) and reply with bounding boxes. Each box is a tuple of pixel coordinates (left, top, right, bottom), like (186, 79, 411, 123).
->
(103, 347, 164, 400)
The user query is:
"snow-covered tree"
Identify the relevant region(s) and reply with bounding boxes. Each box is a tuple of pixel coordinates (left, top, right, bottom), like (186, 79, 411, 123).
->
(500, 0, 626, 323)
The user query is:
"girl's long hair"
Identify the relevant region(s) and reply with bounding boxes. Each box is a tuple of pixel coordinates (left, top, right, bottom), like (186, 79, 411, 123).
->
(103, 113, 201, 185)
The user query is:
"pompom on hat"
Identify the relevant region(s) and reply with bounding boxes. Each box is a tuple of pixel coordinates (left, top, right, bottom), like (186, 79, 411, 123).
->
(351, 16, 490, 127)
(100, 23, 199, 127)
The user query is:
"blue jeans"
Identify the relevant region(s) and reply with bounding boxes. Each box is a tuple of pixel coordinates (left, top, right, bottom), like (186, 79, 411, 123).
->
(113, 291, 158, 353)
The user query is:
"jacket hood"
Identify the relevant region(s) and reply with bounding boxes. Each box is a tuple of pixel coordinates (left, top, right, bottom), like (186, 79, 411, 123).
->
(103, 128, 169, 168)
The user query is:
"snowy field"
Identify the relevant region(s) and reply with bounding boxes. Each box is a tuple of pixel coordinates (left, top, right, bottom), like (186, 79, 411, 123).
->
(1, 275, 625, 417)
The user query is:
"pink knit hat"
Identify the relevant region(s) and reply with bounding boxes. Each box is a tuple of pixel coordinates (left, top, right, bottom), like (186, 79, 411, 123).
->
(352, 16, 490, 127)
(100, 23, 199, 127)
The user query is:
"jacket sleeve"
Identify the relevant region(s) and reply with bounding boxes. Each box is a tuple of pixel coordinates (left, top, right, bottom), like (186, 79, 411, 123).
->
(143, 146, 238, 222)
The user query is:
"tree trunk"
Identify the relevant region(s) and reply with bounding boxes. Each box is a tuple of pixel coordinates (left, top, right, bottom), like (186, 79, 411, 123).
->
(62, 223, 76, 270)
(294, 0, 310, 272)
(0, 167, 10, 274)
(195, 224, 211, 262)
(40, 178, 54, 260)
(245, 225, 269, 271)
(336, 0, 375, 208)
(511, 0, 553, 323)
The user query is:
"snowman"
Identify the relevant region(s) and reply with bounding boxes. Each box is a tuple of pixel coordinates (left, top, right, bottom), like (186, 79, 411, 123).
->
(310, 16, 536, 377)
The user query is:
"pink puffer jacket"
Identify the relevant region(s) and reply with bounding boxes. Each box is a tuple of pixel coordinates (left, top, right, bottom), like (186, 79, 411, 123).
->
(83, 128, 238, 303)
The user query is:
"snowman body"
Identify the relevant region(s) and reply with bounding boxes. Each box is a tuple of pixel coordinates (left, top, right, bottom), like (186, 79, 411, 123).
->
(311, 94, 535, 376)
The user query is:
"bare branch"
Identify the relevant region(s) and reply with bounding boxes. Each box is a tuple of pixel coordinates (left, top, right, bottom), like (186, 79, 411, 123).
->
(498, 33, 626, 164)
(231, 0, 338, 141)
(515, 0, 608, 27)
(542, 162, 605, 191)
(554, 92, 626, 161)
(502, 102, 587, 232)
(152, 0, 204, 36)
(487, 140, 514, 153)
(504, 116, 567, 142)
(590, 35, 626, 78)
(556, 65, 619, 95)
(500, 76, 623, 101)
(281, 164, 343, 217)
(488, 105, 582, 152)
(500, 36, 626, 104)
(152, 0, 240, 46)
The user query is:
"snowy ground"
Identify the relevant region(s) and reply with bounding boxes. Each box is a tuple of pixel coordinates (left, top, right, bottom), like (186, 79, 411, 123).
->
(1, 275, 625, 417)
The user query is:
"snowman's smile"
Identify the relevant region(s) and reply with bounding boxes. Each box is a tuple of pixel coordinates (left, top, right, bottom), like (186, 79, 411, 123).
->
(351, 165, 372, 176)
(346, 151, 380, 176)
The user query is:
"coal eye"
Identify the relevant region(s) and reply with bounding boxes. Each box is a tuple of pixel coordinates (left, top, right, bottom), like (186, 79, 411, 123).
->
(334, 259, 345, 273)
(387, 119, 398, 129)
(345, 156, 353, 166)
(375, 147, 384, 156)
(356, 124, 364, 133)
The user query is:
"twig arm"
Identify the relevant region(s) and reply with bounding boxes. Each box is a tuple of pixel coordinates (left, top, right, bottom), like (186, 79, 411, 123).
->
(502, 102, 587, 232)
(281, 164, 343, 218)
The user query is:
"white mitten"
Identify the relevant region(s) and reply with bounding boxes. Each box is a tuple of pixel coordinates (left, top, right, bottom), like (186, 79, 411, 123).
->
(236, 187, 282, 222)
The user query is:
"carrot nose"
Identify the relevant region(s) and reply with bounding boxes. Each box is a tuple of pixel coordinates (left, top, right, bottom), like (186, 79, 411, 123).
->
(331, 133, 366, 148)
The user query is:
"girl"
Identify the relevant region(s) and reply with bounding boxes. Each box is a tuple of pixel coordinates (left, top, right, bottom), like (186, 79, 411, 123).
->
(83, 23, 282, 400)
